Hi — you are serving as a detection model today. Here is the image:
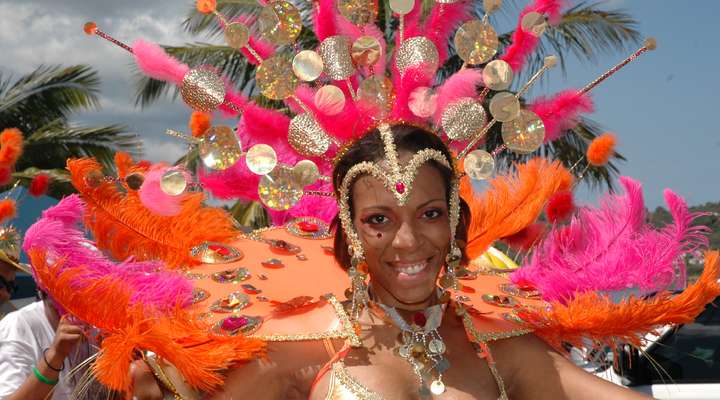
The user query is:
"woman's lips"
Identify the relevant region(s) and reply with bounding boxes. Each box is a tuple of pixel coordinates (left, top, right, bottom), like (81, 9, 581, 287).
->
(387, 257, 433, 283)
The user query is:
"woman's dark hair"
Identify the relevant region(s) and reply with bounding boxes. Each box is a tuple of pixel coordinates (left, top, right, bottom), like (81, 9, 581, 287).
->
(332, 124, 470, 269)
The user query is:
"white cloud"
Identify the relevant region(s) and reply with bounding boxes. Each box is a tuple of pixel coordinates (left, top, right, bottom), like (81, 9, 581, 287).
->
(141, 137, 188, 164)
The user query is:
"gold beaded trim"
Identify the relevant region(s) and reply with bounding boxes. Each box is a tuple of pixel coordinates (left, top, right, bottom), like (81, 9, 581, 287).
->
(327, 361, 384, 400)
(460, 309, 532, 343)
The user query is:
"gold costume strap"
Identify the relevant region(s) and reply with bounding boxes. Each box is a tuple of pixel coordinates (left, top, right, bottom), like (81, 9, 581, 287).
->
(479, 342, 509, 400)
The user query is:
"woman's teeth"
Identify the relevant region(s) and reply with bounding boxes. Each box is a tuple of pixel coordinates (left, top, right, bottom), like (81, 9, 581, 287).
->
(396, 262, 427, 275)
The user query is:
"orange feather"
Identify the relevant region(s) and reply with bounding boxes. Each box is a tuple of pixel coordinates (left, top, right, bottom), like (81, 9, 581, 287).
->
(29, 250, 265, 393)
(0, 128, 24, 167)
(67, 157, 238, 268)
(461, 158, 573, 259)
(587, 133, 616, 167)
(0, 199, 17, 224)
(189, 111, 212, 138)
(518, 251, 720, 351)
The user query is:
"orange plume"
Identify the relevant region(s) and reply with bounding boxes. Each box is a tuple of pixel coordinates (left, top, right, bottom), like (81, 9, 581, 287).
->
(0, 199, 17, 224)
(518, 251, 720, 351)
(29, 250, 265, 393)
(67, 157, 238, 269)
(190, 111, 212, 138)
(461, 158, 573, 259)
(587, 133, 617, 166)
(196, 0, 217, 13)
(0, 128, 24, 168)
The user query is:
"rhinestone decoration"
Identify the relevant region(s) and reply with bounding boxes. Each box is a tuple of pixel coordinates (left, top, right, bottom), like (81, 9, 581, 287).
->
(441, 98, 487, 140)
(190, 242, 244, 264)
(224, 22, 250, 49)
(258, 0, 302, 45)
(314, 85, 346, 115)
(181, 68, 225, 113)
(198, 125, 243, 170)
(288, 113, 331, 157)
(269, 239, 302, 254)
(213, 315, 263, 336)
(210, 291, 251, 313)
(481, 294, 518, 308)
(336, 0, 376, 26)
(498, 283, 540, 299)
(159, 169, 188, 196)
(482, 59, 514, 91)
(319, 36, 355, 80)
(396, 36, 439, 75)
(351, 36, 382, 66)
(454, 19, 498, 65)
(258, 166, 304, 210)
(245, 144, 278, 175)
(261, 258, 285, 268)
(501, 109, 546, 154)
(125, 172, 144, 191)
(357, 76, 394, 118)
(292, 159, 320, 186)
(521, 11, 547, 36)
(292, 50, 324, 82)
(463, 149, 495, 180)
(191, 288, 210, 304)
(488, 92, 520, 122)
(408, 86, 437, 118)
(256, 55, 299, 100)
(211, 268, 251, 284)
(286, 217, 331, 239)
(242, 284, 262, 295)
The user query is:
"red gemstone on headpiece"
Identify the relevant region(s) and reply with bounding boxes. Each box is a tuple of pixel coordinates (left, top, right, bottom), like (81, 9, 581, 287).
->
(222, 316, 248, 331)
(298, 221, 319, 232)
(412, 312, 427, 327)
(395, 182, 406, 194)
(209, 244, 230, 256)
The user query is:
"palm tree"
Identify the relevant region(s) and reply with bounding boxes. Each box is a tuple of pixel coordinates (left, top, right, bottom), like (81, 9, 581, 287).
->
(0, 65, 143, 198)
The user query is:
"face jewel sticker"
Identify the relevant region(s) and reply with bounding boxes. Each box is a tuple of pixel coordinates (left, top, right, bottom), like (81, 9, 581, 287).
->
(213, 315, 263, 336)
(211, 268, 251, 284)
(190, 242, 244, 264)
(210, 291, 251, 313)
(285, 217, 331, 239)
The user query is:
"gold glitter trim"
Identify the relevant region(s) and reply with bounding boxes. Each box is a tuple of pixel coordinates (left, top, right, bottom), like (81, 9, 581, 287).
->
(460, 310, 532, 343)
(326, 362, 383, 400)
(481, 343, 509, 400)
(249, 294, 361, 346)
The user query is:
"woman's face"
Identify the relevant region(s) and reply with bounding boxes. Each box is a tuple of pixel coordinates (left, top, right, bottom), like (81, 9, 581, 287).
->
(351, 159, 450, 309)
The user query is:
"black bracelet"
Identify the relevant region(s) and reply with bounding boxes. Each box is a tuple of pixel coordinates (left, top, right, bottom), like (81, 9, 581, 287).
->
(42, 348, 64, 372)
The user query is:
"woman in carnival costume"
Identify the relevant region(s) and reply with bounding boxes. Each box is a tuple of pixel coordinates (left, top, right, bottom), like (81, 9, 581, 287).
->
(21, 0, 720, 399)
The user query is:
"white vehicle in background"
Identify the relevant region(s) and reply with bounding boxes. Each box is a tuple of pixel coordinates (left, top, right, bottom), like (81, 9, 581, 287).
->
(583, 296, 720, 399)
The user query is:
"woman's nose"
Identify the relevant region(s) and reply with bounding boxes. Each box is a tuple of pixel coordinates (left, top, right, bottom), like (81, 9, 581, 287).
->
(391, 221, 420, 250)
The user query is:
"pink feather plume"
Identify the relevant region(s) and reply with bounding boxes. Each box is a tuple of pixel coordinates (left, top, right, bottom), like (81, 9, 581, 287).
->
(423, 1, 474, 64)
(500, 0, 565, 72)
(511, 177, 710, 303)
(313, 0, 339, 41)
(432, 68, 484, 125)
(132, 39, 189, 85)
(390, 64, 435, 123)
(529, 90, 594, 142)
(139, 166, 191, 216)
(227, 14, 276, 64)
(23, 195, 193, 311)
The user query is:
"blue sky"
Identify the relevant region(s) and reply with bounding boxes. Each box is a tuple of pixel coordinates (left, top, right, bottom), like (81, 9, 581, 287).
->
(2, 0, 719, 238)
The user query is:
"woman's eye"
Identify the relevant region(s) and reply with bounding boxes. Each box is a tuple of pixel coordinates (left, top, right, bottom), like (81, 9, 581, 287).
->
(365, 215, 388, 225)
(423, 209, 443, 219)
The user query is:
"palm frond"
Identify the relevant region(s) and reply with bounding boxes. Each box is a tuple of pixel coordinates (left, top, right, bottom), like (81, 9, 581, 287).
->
(0, 65, 101, 134)
(22, 119, 142, 172)
(227, 200, 270, 229)
(7, 167, 74, 199)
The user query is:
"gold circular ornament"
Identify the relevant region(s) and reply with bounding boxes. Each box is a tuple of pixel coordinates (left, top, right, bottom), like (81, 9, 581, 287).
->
(258, 165, 304, 210)
(463, 149, 495, 180)
(482, 59, 514, 91)
(483, 0, 502, 13)
(408, 86, 437, 118)
(245, 144, 278, 175)
(124, 173, 144, 191)
(199, 125, 243, 170)
(351, 36, 382, 66)
(256, 55, 299, 100)
(441, 98, 487, 141)
(181, 69, 226, 113)
(292, 159, 320, 186)
(430, 380, 446, 395)
(389, 0, 414, 15)
(336, 0, 376, 26)
(358, 76, 394, 118)
(314, 85, 346, 115)
(501, 109, 546, 154)
(521, 11, 547, 37)
(319, 36, 355, 80)
(454, 19, 498, 65)
(224, 22, 250, 49)
(396, 36, 439, 75)
(288, 114, 331, 157)
(488, 92, 520, 122)
(258, 1, 302, 45)
(292, 50, 324, 82)
(160, 170, 188, 196)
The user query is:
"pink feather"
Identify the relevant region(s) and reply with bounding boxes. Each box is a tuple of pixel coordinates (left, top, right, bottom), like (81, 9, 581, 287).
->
(132, 39, 189, 85)
(139, 166, 191, 216)
(432, 68, 484, 125)
(227, 14, 276, 64)
(23, 195, 193, 311)
(511, 177, 710, 303)
(334, 18, 387, 77)
(291, 85, 367, 142)
(529, 90, 594, 142)
(390, 64, 435, 123)
(313, 0, 339, 41)
(401, 0, 426, 41)
(500, 0, 565, 72)
(423, 1, 474, 64)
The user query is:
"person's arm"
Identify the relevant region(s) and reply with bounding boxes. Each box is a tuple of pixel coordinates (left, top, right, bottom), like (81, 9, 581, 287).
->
(5, 316, 84, 400)
(494, 334, 650, 400)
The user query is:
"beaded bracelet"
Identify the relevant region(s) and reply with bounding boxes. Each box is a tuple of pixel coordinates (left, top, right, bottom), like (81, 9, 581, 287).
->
(32, 366, 58, 386)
